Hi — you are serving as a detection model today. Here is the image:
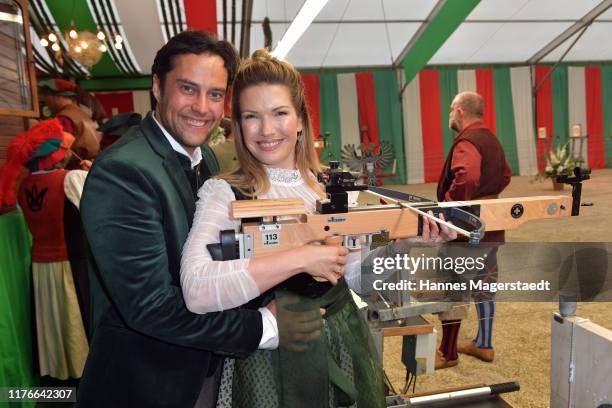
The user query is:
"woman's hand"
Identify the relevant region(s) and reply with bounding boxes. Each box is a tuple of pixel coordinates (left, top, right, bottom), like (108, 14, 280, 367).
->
(248, 243, 348, 293)
(296, 244, 349, 285)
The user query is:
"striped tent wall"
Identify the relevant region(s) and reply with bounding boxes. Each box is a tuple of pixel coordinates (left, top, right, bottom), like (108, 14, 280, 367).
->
(93, 90, 152, 118)
(604, 66, 612, 166)
(535, 65, 611, 170)
(87, 64, 610, 185)
(401, 67, 538, 183)
(302, 70, 406, 184)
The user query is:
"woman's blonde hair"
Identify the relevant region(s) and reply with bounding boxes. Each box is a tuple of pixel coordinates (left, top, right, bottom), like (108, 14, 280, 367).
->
(222, 48, 322, 197)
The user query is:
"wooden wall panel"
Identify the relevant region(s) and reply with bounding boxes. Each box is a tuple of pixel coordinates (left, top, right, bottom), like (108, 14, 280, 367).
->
(0, 116, 26, 165)
(0, 0, 37, 164)
(0, 0, 38, 119)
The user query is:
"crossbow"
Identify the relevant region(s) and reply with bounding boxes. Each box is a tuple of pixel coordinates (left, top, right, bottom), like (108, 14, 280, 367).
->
(208, 162, 588, 261)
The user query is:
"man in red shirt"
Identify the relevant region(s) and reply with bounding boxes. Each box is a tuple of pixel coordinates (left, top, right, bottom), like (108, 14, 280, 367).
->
(435, 91, 512, 369)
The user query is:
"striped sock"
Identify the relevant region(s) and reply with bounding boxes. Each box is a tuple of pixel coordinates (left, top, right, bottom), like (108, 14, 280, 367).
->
(474, 301, 495, 349)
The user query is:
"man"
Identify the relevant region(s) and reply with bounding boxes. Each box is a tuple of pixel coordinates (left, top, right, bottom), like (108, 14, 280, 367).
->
(435, 91, 511, 369)
(39, 79, 101, 163)
(78, 31, 277, 407)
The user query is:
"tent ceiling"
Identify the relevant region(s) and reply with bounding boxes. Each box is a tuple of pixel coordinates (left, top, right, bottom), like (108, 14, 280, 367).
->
(428, 22, 575, 65)
(542, 22, 612, 62)
(30, 0, 611, 79)
(221, 0, 611, 68)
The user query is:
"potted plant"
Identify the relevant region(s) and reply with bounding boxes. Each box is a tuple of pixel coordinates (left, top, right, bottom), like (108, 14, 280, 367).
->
(536, 143, 575, 190)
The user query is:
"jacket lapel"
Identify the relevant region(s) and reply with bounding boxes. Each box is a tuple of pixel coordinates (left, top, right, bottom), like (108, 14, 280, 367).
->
(141, 113, 195, 225)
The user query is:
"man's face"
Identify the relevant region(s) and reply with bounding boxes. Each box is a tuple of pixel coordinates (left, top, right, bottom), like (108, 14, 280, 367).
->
(152, 53, 228, 154)
(449, 97, 463, 133)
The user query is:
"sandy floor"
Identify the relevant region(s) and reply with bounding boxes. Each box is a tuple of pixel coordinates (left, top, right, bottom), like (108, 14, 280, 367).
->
(379, 169, 612, 407)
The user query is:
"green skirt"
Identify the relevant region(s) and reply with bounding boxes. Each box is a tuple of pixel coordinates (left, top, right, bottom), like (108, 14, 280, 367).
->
(216, 280, 385, 408)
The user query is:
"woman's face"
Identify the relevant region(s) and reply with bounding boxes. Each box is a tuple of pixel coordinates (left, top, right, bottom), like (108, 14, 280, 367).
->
(239, 83, 303, 170)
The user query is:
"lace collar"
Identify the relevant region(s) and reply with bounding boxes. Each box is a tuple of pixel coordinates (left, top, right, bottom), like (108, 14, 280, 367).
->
(264, 166, 303, 187)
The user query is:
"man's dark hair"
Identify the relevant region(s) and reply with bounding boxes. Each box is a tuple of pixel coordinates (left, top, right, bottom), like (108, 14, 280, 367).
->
(151, 31, 239, 89)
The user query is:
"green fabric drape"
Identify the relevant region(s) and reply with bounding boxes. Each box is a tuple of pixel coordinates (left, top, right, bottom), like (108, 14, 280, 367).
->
(0, 210, 34, 408)
(494, 67, 520, 174)
(438, 69, 458, 157)
(552, 65, 569, 147)
(602, 65, 612, 167)
(374, 70, 406, 184)
(319, 73, 342, 165)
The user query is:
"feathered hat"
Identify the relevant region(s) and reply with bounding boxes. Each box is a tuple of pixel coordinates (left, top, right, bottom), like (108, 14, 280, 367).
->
(0, 119, 74, 208)
(38, 78, 78, 97)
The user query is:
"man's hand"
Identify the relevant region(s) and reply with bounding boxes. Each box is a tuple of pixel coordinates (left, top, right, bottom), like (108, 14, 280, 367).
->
(79, 160, 93, 171)
(421, 211, 457, 243)
(275, 294, 325, 352)
(393, 211, 458, 252)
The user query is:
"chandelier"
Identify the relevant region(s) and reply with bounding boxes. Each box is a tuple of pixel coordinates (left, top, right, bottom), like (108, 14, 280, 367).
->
(39, 23, 123, 70)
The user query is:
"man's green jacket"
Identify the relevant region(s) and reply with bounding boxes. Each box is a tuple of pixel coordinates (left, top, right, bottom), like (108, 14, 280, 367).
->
(78, 113, 263, 407)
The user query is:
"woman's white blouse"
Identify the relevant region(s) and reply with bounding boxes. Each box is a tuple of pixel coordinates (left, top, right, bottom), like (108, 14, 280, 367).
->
(180, 166, 363, 313)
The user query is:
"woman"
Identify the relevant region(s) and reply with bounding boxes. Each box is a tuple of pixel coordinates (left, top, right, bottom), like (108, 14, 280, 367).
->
(181, 49, 454, 407)
(0, 119, 90, 382)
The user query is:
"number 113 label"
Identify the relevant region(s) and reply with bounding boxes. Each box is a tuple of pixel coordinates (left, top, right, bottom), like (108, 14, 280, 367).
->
(262, 232, 280, 246)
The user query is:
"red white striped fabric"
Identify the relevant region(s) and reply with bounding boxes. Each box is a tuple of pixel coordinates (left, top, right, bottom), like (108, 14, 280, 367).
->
(184, 0, 217, 33)
(585, 67, 605, 169)
(301, 74, 320, 142)
(535, 66, 553, 172)
(476, 69, 496, 135)
(91, 64, 609, 184)
(93, 90, 151, 118)
(419, 70, 444, 183)
(355, 72, 380, 152)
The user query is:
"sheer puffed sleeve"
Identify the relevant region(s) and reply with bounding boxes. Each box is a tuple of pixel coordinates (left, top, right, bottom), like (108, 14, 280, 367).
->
(64, 170, 88, 209)
(180, 178, 260, 312)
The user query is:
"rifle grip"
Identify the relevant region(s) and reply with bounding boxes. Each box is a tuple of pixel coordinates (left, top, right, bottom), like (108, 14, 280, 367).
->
(324, 235, 343, 246)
